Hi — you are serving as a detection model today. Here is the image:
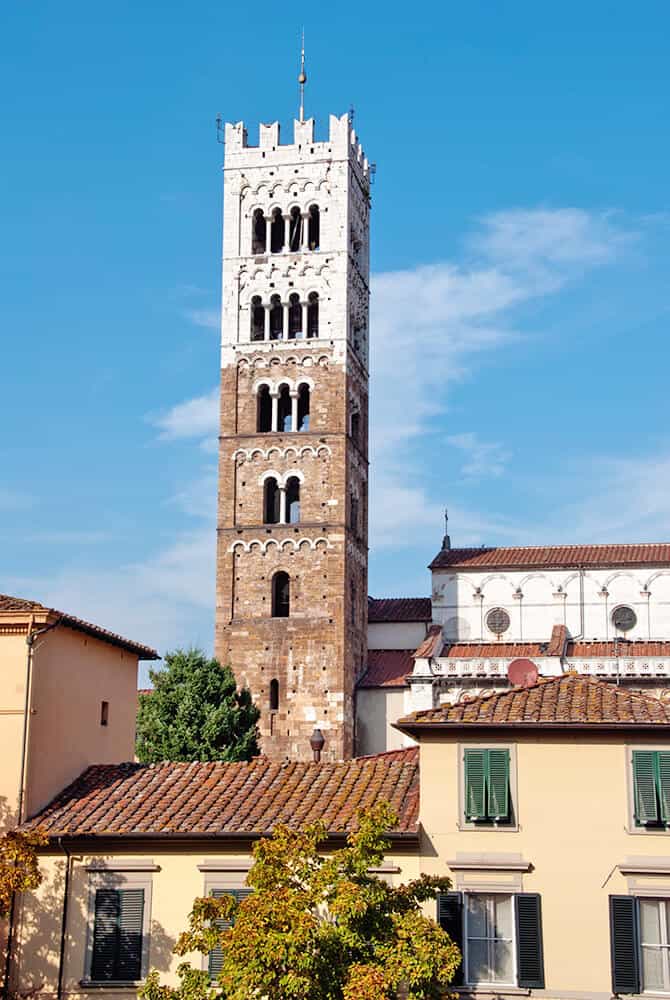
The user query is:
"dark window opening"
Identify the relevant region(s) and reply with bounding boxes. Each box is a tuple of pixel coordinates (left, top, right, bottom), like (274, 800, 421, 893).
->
(269, 678, 279, 711)
(100, 701, 109, 727)
(263, 478, 281, 524)
(278, 385, 292, 431)
(288, 293, 302, 339)
(349, 493, 359, 535)
(257, 385, 272, 433)
(269, 294, 283, 340)
(297, 384, 310, 431)
(288, 206, 302, 252)
(270, 209, 284, 254)
(252, 210, 266, 255)
(250, 295, 264, 341)
(351, 410, 360, 444)
(286, 476, 301, 524)
(90, 888, 144, 983)
(308, 204, 320, 250)
(307, 292, 319, 338)
(272, 572, 290, 618)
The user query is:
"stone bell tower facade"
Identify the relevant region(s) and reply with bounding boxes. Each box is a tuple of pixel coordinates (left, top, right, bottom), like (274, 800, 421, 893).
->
(214, 112, 371, 762)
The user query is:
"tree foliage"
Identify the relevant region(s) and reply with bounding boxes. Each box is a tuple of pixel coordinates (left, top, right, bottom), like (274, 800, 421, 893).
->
(136, 649, 260, 764)
(139, 802, 460, 1000)
(0, 828, 46, 917)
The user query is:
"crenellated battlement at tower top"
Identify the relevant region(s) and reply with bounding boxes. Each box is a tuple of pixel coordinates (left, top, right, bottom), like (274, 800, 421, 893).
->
(223, 113, 370, 180)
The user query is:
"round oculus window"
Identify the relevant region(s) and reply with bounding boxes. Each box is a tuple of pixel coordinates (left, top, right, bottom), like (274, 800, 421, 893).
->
(612, 605, 637, 633)
(486, 607, 511, 636)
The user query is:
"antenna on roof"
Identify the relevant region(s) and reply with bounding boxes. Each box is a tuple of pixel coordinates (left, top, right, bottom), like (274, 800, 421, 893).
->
(298, 29, 307, 123)
(442, 507, 451, 551)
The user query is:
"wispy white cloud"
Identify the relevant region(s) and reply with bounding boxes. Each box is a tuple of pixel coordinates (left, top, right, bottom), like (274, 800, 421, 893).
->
(183, 307, 220, 331)
(446, 432, 512, 480)
(368, 207, 635, 548)
(150, 390, 218, 441)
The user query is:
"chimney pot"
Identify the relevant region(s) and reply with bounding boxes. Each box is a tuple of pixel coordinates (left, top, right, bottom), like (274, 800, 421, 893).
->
(309, 728, 325, 762)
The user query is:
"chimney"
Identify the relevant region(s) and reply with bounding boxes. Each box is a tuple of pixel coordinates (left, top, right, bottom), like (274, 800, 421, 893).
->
(309, 728, 325, 762)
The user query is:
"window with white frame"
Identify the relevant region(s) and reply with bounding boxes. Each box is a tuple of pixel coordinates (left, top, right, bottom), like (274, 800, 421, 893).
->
(611, 894, 670, 994)
(465, 893, 515, 986)
(438, 890, 544, 989)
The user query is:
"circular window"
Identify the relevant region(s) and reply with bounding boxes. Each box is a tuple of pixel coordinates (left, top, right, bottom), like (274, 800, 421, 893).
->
(612, 605, 637, 633)
(486, 607, 511, 636)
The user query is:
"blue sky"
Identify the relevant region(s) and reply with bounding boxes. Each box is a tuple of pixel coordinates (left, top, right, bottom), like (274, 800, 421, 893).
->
(2, 1, 669, 680)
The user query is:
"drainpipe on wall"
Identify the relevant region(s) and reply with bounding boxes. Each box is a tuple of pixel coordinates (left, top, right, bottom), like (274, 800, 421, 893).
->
(56, 838, 72, 1000)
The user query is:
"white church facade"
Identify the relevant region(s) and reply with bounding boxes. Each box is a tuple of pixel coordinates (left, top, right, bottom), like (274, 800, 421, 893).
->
(359, 535, 670, 755)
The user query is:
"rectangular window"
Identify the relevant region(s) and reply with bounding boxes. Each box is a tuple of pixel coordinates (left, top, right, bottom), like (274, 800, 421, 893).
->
(610, 895, 670, 994)
(100, 701, 109, 726)
(208, 888, 252, 982)
(90, 888, 144, 982)
(640, 898, 670, 992)
(464, 749, 510, 823)
(466, 893, 515, 985)
(633, 750, 670, 826)
(439, 891, 544, 990)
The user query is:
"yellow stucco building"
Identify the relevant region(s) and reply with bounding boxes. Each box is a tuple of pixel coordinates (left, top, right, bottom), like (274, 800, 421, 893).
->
(9, 674, 670, 999)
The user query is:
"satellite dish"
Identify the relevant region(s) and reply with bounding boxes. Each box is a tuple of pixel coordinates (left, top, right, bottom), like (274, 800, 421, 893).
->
(508, 658, 539, 688)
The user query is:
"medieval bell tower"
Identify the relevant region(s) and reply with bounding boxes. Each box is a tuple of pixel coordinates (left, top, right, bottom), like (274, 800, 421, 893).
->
(214, 101, 371, 762)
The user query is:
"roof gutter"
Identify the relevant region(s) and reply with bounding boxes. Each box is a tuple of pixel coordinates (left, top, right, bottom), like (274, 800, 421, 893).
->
(394, 721, 670, 736)
(35, 829, 420, 851)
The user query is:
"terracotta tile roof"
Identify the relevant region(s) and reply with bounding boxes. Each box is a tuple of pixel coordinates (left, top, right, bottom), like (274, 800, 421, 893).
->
(430, 543, 670, 572)
(567, 640, 670, 657)
(0, 593, 159, 660)
(357, 650, 414, 688)
(368, 597, 432, 623)
(396, 675, 670, 731)
(24, 749, 420, 839)
(414, 624, 444, 659)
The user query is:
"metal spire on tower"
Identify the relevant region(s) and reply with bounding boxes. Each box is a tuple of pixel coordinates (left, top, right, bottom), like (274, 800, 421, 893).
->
(298, 29, 307, 123)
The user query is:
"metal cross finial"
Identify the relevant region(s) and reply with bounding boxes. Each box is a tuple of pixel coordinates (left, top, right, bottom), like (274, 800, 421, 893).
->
(298, 29, 307, 123)
(442, 507, 451, 551)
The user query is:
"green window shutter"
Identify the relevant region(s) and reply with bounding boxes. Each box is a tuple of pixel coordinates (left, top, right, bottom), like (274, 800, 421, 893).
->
(609, 895, 640, 995)
(464, 750, 486, 820)
(657, 752, 670, 823)
(633, 751, 659, 824)
(208, 888, 251, 982)
(515, 894, 545, 989)
(487, 749, 510, 820)
(91, 890, 120, 981)
(116, 889, 144, 981)
(437, 892, 463, 986)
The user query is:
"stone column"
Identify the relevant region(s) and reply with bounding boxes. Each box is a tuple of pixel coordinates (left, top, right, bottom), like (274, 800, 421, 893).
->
(301, 301, 308, 336)
(290, 391, 299, 432)
(301, 213, 309, 250)
(279, 487, 287, 524)
(265, 216, 273, 254)
(283, 215, 290, 252)
(270, 392, 279, 432)
(282, 302, 289, 338)
(264, 305, 271, 341)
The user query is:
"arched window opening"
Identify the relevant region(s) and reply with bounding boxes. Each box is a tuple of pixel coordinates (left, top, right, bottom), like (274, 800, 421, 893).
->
(307, 292, 319, 338)
(297, 384, 310, 431)
(277, 385, 292, 432)
(270, 208, 285, 254)
(252, 210, 267, 255)
(288, 207, 302, 253)
(286, 476, 301, 524)
(250, 295, 264, 341)
(308, 204, 320, 250)
(288, 293, 302, 339)
(349, 492, 359, 535)
(263, 478, 281, 524)
(351, 410, 360, 444)
(269, 294, 283, 340)
(269, 678, 279, 711)
(257, 385, 272, 433)
(272, 571, 290, 618)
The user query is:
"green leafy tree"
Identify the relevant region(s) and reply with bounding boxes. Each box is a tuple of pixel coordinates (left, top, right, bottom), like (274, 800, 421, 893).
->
(0, 828, 46, 917)
(136, 649, 260, 763)
(139, 802, 460, 1000)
